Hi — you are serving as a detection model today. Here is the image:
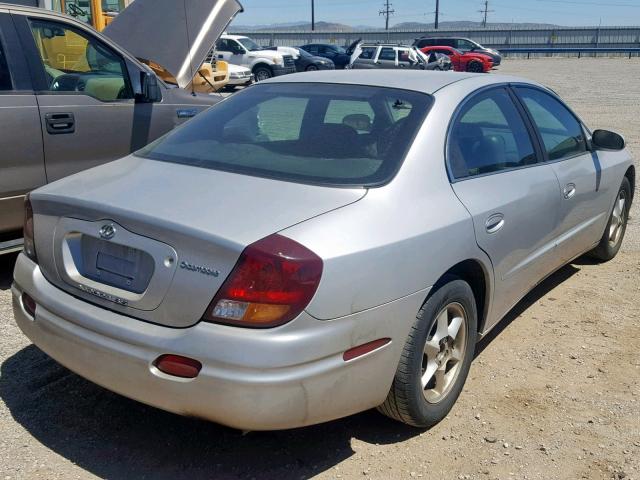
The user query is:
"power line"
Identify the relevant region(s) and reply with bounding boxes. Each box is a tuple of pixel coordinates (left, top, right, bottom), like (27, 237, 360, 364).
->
(379, 0, 395, 31)
(478, 0, 494, 27)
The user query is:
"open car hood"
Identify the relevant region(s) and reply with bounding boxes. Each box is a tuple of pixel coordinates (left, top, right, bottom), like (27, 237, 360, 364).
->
(103, 0, 243, 88)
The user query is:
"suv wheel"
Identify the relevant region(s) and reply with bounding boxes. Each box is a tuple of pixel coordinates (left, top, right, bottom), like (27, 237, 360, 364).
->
(378, 277, 477, 428)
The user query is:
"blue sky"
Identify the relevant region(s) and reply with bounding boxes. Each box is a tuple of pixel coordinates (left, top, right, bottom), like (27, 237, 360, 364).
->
(234, 0, 640, 27)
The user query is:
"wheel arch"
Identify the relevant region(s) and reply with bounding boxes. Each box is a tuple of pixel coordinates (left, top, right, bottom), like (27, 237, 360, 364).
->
(430, 259, 492, 335)
(251, 62, 274, 73)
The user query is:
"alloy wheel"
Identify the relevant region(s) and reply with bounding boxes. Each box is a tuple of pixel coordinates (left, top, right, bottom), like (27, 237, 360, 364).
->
(421, 302, 468, 403)
(608, 189, 627, 247)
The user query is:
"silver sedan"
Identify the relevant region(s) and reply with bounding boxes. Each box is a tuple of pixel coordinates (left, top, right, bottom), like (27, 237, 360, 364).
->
(12, 70, 634, 430)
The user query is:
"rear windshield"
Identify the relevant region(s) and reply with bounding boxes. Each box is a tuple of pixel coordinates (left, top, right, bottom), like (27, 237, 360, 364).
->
(136, 83, 432, 187)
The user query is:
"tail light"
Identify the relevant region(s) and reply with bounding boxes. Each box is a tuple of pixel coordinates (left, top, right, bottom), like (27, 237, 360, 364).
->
(23, 195, 37, 263)
(203, 234, 322, 328)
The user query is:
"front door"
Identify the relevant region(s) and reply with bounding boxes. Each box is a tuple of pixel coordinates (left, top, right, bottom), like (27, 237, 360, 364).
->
(447, 86, 563, 327)
(15, 13, 138, 182)
(375, 47, 397, 69)
(514, 86, 611, 263)
(0, 13, 46, 233)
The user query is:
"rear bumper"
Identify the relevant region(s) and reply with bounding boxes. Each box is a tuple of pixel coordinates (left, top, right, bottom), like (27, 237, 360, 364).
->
(12, 253, 428, 430)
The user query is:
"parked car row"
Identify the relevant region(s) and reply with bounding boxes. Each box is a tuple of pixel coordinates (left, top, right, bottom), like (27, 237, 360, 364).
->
(212, 36, 501, 80)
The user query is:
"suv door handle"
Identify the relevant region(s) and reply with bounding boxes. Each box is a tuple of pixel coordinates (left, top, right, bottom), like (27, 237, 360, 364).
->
(45, 112, 75, 135)
(485, 213, 505, 234)
(563, 183, 577, 199)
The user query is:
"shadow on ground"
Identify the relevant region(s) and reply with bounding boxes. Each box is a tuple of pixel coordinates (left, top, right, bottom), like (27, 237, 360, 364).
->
(0, 262, 581, 479)
(0, 252, 18, 290)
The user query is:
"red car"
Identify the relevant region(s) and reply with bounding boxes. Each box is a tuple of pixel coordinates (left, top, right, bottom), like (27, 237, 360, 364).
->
(420, 46, 493, 73)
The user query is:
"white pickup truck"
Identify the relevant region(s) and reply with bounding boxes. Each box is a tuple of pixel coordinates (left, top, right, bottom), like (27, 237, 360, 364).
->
(215, 34, 296, 81)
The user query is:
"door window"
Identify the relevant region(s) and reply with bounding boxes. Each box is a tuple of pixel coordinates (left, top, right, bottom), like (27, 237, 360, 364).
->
(304, 45, 319, 55)
(358, 47, 376, 60)
(0, 37, 12, 90)
(515, 87, 587, 161)
(378, 47, 396, 62)
(447, 88, 538, 179)
(216, 39, 234, 51)
(457, 39, 476, 50)
(28, 19, 132, 102)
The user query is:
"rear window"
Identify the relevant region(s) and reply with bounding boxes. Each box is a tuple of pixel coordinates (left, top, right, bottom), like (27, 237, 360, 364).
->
(137, 83, 432, 187)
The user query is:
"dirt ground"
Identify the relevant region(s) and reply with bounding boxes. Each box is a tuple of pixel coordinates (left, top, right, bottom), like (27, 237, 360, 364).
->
(0, 58, 639, 480)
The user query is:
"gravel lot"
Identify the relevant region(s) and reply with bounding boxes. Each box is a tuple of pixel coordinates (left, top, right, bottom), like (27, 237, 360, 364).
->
(1, 58, 639, 480)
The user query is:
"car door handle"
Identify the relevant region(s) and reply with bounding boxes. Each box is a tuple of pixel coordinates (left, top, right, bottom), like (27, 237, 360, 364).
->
(485, 213, 505, 234)
(563, 183, 577, 199)
(44, 112, 75, 135)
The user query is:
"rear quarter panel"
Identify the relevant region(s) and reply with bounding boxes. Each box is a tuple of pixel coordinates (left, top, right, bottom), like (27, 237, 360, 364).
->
(282, 92, 493, 320)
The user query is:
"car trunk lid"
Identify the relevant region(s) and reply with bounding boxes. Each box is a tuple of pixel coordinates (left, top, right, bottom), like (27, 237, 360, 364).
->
(31, 156, 365, 328)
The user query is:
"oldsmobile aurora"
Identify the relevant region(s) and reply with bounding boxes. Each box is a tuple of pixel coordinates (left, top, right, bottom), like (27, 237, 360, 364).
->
(12, 71, 634, 430)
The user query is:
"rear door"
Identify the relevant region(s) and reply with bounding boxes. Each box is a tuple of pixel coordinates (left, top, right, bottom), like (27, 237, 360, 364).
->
(13, 12, 138, 182)
(351, 46, 377, 69)
(0, 12, 45, 234)
(448, 86, 563, 327)
(375, 47, 397, 69)
(514, 86, 611, 262)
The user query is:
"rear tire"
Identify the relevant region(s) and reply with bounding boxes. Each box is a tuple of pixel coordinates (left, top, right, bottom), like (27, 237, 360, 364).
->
(466, 61, 483, 73)
(378, 277, 477, 428)
(589, 176, 631, 261)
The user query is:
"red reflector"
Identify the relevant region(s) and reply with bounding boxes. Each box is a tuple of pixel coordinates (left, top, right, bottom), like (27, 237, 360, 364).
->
(22, 293, 36, 318)
(343, 338, 391, 362)
(154, 354, 202, 379)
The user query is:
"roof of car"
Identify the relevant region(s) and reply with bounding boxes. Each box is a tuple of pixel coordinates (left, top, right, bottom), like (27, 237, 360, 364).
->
(263, 70, 541, 95)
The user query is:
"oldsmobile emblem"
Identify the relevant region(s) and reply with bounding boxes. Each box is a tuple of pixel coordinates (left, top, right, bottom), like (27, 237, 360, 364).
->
(99, 224, 116, 240)
(180, 261, 220, 277)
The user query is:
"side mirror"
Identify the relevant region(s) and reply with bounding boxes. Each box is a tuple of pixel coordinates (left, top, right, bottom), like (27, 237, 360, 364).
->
(137, 71, 162, 103)
(592, 129, 625, 151)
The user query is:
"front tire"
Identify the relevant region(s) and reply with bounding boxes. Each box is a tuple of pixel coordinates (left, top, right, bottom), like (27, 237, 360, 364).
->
(378, 278, 477, 428)
(253, 65, 273, 82)
(589, 176, 631, 261)
(306, 64, 319, 71)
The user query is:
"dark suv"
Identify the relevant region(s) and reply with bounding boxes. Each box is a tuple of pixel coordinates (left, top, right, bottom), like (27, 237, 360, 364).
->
(412, 37, 501, 66)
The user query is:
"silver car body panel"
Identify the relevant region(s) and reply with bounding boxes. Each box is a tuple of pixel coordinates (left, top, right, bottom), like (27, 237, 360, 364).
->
(13, 70, 634, 429)
(14, 254, 429, 430)
(30, 156, 366, 327)
(103, 0, 244, 88)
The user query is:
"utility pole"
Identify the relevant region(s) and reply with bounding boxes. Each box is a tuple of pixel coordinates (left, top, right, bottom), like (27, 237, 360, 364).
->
(311, 0, 315, 31)
(478, 0, 494, 28)
(379, 0, 394, 31)
(434, 0, 440, 29)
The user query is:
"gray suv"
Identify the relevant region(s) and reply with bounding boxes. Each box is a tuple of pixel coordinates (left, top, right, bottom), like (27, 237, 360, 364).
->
(0, 0, 242, 252)
(413, 36, 501, 66)
(350, 44, 447, 70)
